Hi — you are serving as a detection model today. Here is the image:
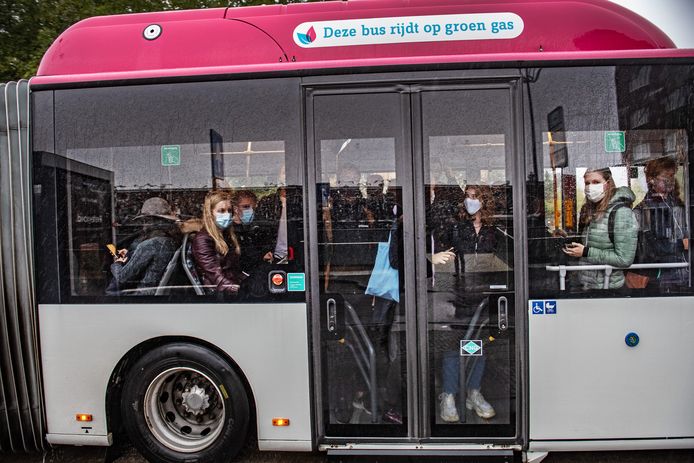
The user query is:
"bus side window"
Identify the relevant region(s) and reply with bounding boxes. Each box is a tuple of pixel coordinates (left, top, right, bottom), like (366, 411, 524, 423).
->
(524, 66, 692, 299)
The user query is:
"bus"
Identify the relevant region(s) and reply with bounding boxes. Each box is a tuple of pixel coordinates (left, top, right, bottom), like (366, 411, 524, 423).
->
(1, 1, 692, 462)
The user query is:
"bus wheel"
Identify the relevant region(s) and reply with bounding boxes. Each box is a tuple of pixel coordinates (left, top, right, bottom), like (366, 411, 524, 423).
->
(121, 343, 250, 463)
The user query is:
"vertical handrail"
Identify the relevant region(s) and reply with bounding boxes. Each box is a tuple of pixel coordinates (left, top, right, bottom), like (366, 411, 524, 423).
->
(343, 301, 378, 423)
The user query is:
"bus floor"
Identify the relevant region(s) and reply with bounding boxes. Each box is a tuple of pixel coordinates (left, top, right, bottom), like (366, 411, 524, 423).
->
(2, 445, 693, 462)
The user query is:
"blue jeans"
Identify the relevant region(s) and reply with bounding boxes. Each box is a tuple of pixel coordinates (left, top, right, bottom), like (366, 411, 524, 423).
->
(442, 351, 485, 394)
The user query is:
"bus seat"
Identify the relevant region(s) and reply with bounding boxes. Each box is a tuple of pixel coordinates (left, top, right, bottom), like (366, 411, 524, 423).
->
(181, 233, 206, 296)
(154, 245, 183, 296)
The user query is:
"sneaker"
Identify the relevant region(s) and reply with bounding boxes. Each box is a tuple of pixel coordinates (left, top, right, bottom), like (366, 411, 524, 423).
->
(439, 392, 459, 422)
(465, 389, 496, 419)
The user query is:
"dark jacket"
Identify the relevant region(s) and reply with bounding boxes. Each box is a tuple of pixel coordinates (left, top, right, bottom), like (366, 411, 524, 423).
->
(233, 221, 275, 298)
(109, 235, 178, 295)
(455, 220, 498, 294)
(456, 220, 497, 254)
(191, 229, 243, 295)
(633, 191, 689, 286)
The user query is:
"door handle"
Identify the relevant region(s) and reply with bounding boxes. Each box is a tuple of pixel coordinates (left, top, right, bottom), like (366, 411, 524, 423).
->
(498, 296, 508, 331)
(326, 298, 337, 333)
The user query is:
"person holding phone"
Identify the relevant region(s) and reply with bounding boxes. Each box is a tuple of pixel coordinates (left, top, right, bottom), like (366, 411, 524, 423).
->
(563, 167, 638, 290)
(107, 197, 181, 295)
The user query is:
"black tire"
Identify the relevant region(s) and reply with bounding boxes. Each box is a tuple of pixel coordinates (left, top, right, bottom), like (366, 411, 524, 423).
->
(121, 343, 250, 463)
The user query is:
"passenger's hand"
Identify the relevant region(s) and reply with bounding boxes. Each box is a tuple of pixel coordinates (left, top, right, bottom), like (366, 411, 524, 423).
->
(431, 249, 455, 265)
(114, 249, 128, 263)
(263, 251, 273, 262)
(221, 283, 240, 294)
(562, 242, 584, 258)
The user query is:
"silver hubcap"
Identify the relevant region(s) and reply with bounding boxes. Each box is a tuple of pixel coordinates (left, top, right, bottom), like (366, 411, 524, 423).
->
(143, 367, 225, 453)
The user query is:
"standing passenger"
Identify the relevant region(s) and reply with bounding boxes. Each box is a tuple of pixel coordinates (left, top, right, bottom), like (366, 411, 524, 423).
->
(563, 168, 638, 289)
(192, 190, 243, 295)
(633, 157, 689, 289)
(439, 185, 496, 422)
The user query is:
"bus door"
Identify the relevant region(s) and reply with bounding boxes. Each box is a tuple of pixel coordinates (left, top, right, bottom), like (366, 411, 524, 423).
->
(306, 79, 521, 444)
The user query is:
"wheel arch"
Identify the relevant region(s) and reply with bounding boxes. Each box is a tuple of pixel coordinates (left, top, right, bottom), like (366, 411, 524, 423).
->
(104, 335, 257, 445)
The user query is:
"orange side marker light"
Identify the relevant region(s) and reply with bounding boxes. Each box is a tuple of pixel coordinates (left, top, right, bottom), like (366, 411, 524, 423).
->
(76, 414, 93, 422)
(272, 418, 290, 427)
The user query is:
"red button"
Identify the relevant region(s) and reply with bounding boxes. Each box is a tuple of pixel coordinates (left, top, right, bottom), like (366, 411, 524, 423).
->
(271, 274, 284, 286)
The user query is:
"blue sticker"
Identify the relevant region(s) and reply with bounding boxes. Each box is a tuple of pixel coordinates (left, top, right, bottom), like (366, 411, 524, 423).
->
(545, 300, 557, 314)
(531, 301, 544, 314)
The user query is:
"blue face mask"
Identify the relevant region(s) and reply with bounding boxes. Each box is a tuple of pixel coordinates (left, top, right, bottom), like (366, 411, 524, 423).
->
(215, 212, 232, 230)
(240, 208, 254, 225)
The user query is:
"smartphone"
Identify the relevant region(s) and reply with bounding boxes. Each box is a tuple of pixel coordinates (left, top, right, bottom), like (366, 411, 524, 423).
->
(106, 243, 117, 256)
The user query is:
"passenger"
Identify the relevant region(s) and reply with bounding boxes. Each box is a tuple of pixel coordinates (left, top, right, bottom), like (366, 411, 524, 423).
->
(256, 165, 302, 265)
(233, 190, 275, 297)
(365, 174, 389, 227)
(191, 190, 243, 295)
(563, 168, 638, 289)
(108, 197, 181, 295)
(439, 184, 496, 422)
(633, 157, 689, 289)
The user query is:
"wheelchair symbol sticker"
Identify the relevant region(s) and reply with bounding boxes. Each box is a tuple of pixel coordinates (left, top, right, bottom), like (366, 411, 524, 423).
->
(531, 301, 544, 314)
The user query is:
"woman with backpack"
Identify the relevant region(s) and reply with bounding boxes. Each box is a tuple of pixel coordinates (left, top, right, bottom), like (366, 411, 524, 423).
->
(563, 168, 638, 290)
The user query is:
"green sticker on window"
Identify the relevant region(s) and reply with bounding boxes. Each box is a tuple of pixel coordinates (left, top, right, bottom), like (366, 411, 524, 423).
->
(604, 131, 625, 153)
(287, 273, 305, 292)
(161, 145, 181, 166)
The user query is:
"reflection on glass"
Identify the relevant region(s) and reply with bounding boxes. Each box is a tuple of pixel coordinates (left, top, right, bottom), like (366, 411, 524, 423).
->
(529, 128, 690, 295)
(425, 126, 513, 432)
(58, 138, 295, 299)
(318, 138, 406, 431)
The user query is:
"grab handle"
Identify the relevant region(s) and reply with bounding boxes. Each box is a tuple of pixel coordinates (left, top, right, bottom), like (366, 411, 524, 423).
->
(327, 298, 337, 333)
(498, 296, 508, 331)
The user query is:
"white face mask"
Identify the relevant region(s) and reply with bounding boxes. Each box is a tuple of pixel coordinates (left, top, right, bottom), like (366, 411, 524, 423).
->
(585, 183, 606, 202)
(464, 198, 482, 215)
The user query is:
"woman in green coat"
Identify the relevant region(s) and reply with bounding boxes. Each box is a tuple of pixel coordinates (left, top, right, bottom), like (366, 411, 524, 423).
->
(563, 168, 638, 290)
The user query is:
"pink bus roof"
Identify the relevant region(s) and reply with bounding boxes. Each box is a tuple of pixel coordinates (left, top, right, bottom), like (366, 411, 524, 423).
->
(34, 0, 693, 86)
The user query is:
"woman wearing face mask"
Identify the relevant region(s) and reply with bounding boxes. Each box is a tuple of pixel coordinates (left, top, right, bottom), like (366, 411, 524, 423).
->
(439, 185, 497, 423)
(192, 190, 243, 295)
(633, 157, 689, 289)
(563, 168, 638, 290)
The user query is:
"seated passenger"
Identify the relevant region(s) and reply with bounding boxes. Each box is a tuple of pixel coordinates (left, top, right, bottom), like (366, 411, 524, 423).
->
(108, 197, 181, 295)
(633, 157, 689, 289)
(563, 168, 638, 289)
(233, 190, 275, 297)
(192, 190, 243, 295)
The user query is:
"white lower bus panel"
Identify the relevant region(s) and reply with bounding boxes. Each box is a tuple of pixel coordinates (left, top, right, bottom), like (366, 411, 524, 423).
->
(528, 296, 694, 447)
(39, 303, 312, 450)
